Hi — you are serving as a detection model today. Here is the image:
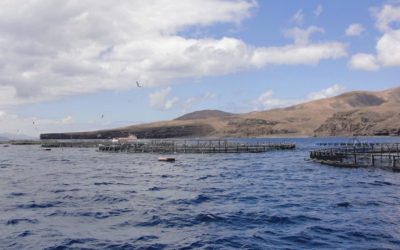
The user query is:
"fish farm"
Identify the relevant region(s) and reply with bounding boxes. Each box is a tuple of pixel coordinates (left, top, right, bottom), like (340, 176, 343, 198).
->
(310, 143, 400, 171)
(41, 140, 108, 148)
(97, 139, 296, 154)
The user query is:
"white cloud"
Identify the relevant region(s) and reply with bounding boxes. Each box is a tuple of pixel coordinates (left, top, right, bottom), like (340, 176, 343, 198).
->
(307, 84, 346, 100)
(284, 26, 325, 45)
(0, 0, 256, 107)
(149, 87, 179, 110)
(164, 97, 180, 110)
(376, 29, 400, 67)
(252, 42, 346, 67)
(373, 4, 400, 32)
(314, 5, 323, 17)
(345, 23, 365, 36)
(254, 84, 346, 110)
(348, 53, 380, 71)
(349, 4, 400, 71)
(254, 90, 298, 110)
(0, 1, 347, 108)
(290, 9, 304, 25)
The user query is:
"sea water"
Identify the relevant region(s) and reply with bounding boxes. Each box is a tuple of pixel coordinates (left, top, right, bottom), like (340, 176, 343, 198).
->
(1, 137, 400, 249)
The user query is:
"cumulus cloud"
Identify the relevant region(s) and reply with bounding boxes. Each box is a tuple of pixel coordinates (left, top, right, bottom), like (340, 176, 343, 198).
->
(349, 4, 400, 70)
(0, 1, 347, 108)
(0, 0, 256, 107)
(348, 53, 380, 71)
(376, 30, 400, 67)
(251, 42, 346, 67)
(345, 23, 365, 36)
(373, 4, 400, 32)
(254, 84, 346, 110)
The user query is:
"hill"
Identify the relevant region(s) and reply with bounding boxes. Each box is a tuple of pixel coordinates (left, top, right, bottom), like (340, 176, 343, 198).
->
(40, 87, 400, 139)
(175, 110, 233, 121)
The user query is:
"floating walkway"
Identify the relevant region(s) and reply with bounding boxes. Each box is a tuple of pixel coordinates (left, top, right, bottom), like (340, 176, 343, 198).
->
(98, 139, 295, 154)
(41, 140, 106, 148)
(310, 143, 400, 171)
(316, 142, 392, 147)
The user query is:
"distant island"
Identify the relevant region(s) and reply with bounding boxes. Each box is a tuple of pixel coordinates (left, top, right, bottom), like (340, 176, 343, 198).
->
(41, 87, 400, 140)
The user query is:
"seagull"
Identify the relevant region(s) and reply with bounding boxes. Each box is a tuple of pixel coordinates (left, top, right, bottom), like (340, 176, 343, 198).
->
(32, 121, 38, 131)
(136, 81, 142, 88)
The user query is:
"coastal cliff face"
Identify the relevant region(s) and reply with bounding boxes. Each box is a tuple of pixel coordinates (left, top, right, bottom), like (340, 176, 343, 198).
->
(40, 87, 400, 139)
(314, 110, 400, 136)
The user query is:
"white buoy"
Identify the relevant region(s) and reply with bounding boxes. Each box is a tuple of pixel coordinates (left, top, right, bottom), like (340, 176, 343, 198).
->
(158, 157, 175, 162)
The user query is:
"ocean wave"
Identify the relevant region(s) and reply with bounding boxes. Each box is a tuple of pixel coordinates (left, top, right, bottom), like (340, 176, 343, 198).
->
(17, 201, 62, 209)
(6, 218, 38, 225)
(2, 138, 400, 249)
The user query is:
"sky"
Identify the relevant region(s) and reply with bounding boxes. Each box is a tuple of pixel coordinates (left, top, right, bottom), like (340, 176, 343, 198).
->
(0, 0, 400, 137)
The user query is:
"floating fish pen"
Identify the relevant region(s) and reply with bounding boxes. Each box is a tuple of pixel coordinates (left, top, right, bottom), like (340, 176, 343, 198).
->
(310, 143, 400, 171)
(316, 142, 387, 147)
(98, 139, 296, 154)
(41, 140, 110, 148)
(11, 140, 42, 145)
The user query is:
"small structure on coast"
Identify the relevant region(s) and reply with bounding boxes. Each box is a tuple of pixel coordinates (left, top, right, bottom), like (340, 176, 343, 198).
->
(98, 139, 295, 154)
(309, 143, 400, 171)
(111, 134, 138, 143)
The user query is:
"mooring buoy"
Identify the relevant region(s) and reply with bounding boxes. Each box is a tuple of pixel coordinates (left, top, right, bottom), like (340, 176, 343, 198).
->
(158, 157, 175, 162)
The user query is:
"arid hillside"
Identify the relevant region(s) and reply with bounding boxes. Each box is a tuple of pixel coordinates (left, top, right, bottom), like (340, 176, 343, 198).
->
(40, 87, 400, 139)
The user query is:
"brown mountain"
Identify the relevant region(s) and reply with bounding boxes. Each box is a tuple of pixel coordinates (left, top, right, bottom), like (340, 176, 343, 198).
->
(40, 87, 400, 139)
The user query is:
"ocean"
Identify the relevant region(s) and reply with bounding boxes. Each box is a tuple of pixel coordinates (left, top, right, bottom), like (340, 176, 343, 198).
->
(1, 137, 400, 249)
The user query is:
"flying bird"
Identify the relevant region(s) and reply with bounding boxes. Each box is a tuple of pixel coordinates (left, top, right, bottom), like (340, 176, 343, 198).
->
(32, 121, 38, 131)
(136, 81, 142, 88)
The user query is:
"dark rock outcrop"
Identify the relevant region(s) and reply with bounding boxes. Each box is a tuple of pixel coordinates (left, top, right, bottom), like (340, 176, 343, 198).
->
(314, 110, 399, 136)
(338, 93, 385, 108)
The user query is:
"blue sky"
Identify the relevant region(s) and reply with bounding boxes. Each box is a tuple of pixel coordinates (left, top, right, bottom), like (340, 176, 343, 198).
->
(0, 0, 399, 137)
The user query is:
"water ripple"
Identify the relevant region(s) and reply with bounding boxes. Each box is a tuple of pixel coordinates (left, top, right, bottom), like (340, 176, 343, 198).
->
(1, 138, 400, 249)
